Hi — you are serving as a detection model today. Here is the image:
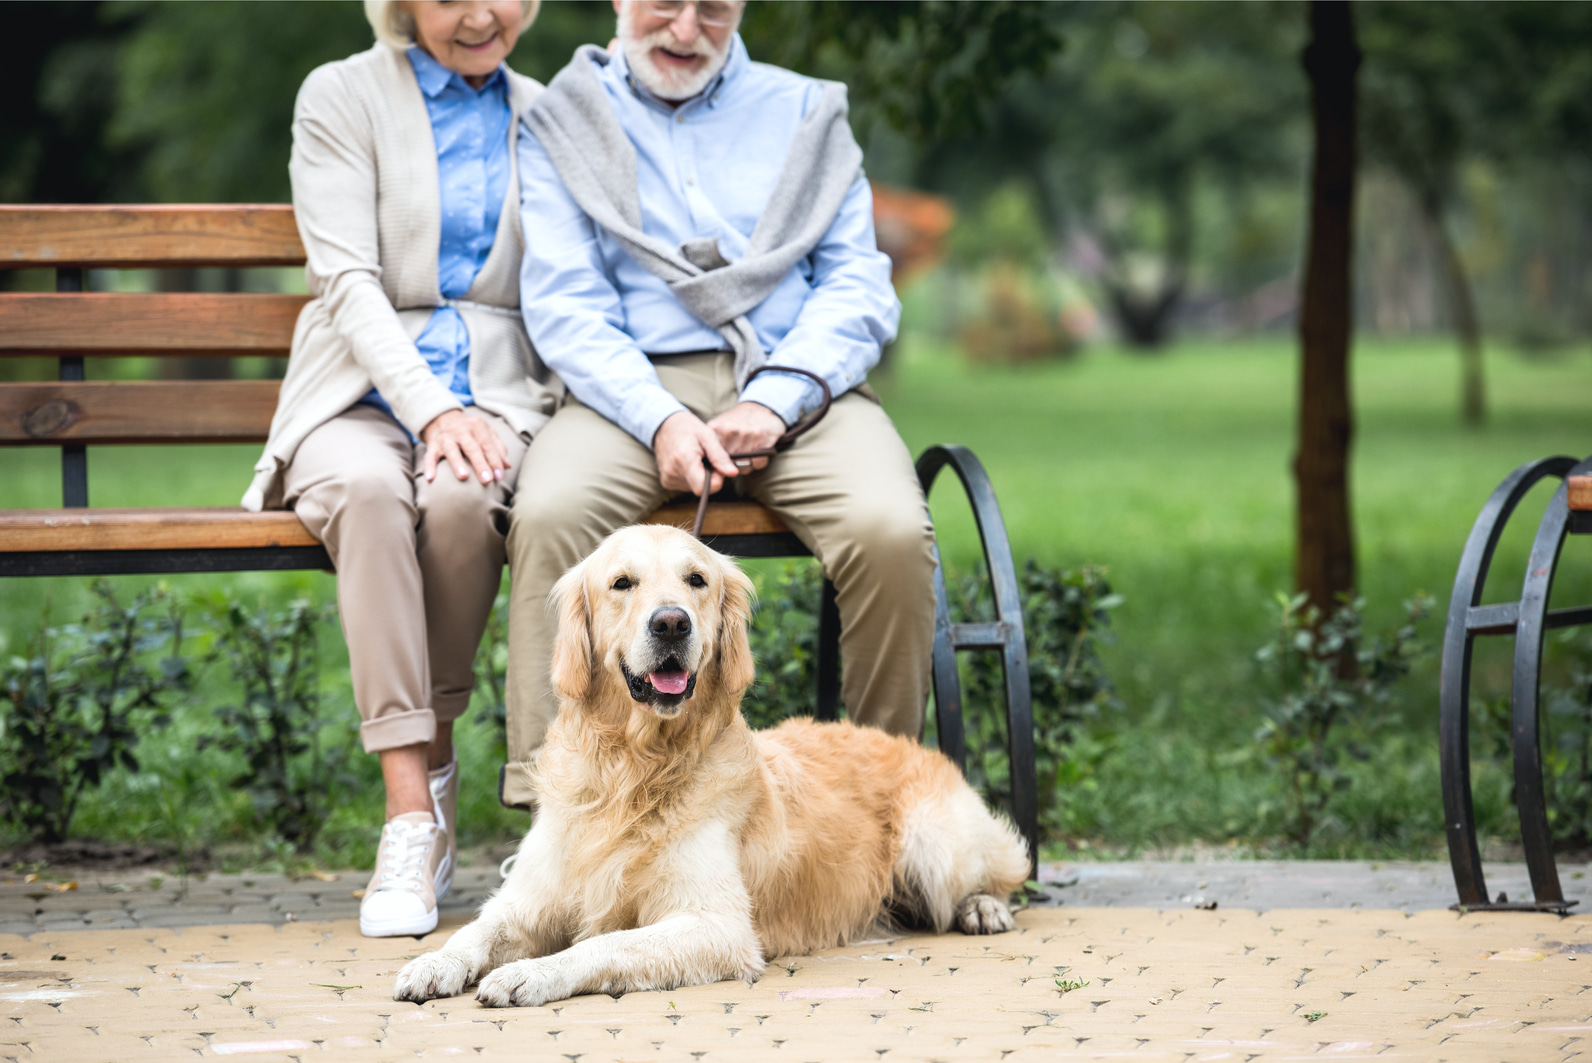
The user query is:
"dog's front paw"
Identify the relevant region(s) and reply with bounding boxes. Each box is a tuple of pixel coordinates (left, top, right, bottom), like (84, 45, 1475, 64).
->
(476, 959, 568, 1008)
(394, 951, 474, 1003)
(955, 893, 1014, 935)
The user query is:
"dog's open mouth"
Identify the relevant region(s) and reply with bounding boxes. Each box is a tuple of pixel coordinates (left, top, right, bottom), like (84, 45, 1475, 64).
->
(621, 656, 697, 710)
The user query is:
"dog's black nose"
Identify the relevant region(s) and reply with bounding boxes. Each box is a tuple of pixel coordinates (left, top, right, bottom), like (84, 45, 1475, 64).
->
(649, 607, 692, 642)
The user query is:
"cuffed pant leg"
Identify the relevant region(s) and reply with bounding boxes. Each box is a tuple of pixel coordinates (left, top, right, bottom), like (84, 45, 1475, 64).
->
(501, 401, 668, 804)
(749, 391, 937, 739)
(283, 405, 435, 754)
(414, 408, 529, 724)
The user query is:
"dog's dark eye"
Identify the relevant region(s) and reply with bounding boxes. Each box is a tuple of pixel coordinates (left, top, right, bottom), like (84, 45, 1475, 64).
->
(612, 576, 633, 590)
(687, 573, 707, 588)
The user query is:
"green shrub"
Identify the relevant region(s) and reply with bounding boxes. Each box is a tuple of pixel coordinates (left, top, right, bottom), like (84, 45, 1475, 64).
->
(199, 597, 355, 852)
(740, 562, 824, 731)
(1528, 632, 1592, 848)
(1253, 592, 1429, 847)
(0, 582, 189, 843)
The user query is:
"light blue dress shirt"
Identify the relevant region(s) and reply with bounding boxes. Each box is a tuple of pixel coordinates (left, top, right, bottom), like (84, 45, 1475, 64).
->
(517, 37, 900, 448)
(363, 47, 511, 428)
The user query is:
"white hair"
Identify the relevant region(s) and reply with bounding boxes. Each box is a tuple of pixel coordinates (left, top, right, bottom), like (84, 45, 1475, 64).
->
(364, 0, 540, 51)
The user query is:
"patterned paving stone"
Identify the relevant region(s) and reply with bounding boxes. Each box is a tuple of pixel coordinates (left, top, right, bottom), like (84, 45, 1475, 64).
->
(4, 860, 1591, 1059)
(2, 904, 1591, 1061)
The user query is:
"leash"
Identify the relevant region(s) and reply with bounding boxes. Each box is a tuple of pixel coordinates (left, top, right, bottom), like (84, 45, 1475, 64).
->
(691, 365, 832, 539)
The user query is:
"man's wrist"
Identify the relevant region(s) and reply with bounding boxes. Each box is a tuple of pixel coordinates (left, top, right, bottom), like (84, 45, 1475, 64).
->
(739, 400, 790, 428)
(639, 398, 692, 451)
(737, 378, 805, 427)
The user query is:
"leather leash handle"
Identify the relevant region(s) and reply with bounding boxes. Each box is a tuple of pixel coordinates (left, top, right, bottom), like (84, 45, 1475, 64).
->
(691, 366, 833, 539)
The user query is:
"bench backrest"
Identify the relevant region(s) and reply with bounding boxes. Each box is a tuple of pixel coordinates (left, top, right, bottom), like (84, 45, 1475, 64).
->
(0, 205, 807, 548)
(1, 206, 305, 507)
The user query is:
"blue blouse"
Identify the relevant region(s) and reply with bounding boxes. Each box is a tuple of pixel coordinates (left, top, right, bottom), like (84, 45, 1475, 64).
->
(364, 47, 512, 429)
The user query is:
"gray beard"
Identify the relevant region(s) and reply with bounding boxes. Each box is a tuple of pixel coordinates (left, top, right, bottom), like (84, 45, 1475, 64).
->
(621, 37, 728, 101)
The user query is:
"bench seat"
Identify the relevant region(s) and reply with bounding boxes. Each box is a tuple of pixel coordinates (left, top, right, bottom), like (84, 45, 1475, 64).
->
(1570, 475, 1592, 511)
(0, 500, 806, 569)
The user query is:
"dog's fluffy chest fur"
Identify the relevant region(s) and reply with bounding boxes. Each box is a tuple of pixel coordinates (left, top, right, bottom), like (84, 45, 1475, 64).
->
(536, 716, 768, 940)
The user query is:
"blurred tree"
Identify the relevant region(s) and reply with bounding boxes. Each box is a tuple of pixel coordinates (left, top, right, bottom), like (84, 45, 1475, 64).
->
(105, 0, 372, 202)
(1360, 1, 1592, 424)
(1041, 2, 1304, 348)
(897, 2, 1306, 348)
(103, 0, 612, 203)
(1359, 3, 1494, 427)
(0, 2, 145, 204)
(741, 1, 1064, 143)
(0, 1, 613, 206)
(1294, 0, 1358, 618)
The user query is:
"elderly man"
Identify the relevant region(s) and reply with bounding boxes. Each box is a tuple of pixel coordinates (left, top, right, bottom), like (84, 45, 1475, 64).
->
(500, 0, 936, 805)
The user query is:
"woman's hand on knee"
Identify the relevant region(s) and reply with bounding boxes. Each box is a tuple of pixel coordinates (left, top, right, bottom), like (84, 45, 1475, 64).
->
(422, 409, 508, 485)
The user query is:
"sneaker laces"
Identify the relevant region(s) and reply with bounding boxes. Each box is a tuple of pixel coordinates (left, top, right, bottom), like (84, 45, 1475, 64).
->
(372, 819, 434, 895)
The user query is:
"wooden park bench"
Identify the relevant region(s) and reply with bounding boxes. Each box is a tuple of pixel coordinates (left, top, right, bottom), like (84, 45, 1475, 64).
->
(0, 204, 1039, 874)
(1440, 456, 1592, 913)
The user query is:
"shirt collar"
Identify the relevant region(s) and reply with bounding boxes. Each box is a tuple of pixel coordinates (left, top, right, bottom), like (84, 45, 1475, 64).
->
(611, 33, 748, 112)
(407, 45, 506, 98)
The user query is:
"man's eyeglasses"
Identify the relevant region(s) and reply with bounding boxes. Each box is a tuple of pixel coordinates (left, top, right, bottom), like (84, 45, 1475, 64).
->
(640, 1, 742, 29)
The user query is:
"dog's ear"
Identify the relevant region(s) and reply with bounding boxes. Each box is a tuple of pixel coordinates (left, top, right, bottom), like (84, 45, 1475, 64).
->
(549, 564, 592, 702)
(715, 559, 757, 694)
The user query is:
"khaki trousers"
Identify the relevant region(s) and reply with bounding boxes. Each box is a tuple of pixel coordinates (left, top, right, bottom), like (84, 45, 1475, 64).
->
(283, 404, 527, 753)
(501, 353, 937, 805)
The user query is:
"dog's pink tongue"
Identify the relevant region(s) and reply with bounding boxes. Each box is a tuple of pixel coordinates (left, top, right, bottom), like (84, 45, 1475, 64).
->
(649, 670, 689, 695)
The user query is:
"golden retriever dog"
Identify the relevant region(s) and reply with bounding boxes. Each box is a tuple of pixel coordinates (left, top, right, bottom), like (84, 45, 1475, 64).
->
(393, 524, 1030, 1008)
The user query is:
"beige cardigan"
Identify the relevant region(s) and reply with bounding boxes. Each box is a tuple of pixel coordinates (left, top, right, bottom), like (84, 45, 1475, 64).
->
(243, 44, 562, 511)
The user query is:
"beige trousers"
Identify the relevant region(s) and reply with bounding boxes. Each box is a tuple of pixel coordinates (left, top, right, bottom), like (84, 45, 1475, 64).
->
(283, 404, 528, 753)
(501, 353, 938, 806)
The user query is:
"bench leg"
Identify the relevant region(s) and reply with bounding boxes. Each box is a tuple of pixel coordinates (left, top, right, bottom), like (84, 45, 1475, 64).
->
(1440, 454, 1587, 913)
(929, 542, 967, 771)
(917, 444, 1039, 881)
(1511, 463, 1592, 907)
(815, 577, 841, 722)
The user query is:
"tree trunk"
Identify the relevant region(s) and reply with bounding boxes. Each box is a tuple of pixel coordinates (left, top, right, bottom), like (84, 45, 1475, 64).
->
(1416, 187, 1485, 427)
(1102, 180, 1191, 351)
(1294, 0, 1360, 614)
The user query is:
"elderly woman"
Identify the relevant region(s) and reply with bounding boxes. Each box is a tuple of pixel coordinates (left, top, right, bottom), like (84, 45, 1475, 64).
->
(242, 0, 560, 937)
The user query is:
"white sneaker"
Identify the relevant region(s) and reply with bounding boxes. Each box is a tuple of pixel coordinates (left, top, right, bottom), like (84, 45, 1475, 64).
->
(427, 759, 458, 902)
(360, 812, 446, 937)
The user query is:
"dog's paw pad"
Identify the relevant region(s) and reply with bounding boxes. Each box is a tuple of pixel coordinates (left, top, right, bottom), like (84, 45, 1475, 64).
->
(955, 893, 1014, 935)
(393, 953, 471, 1003)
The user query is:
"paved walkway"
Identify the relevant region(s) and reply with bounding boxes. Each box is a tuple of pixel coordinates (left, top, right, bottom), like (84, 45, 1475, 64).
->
(2, 861, 1589, 1061)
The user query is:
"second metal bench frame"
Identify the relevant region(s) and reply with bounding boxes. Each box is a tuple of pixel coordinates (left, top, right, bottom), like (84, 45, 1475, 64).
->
(1440, 454, 1592, 913)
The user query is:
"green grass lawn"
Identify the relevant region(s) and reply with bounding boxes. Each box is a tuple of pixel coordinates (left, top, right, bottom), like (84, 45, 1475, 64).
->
(4, 333, 1592, 866)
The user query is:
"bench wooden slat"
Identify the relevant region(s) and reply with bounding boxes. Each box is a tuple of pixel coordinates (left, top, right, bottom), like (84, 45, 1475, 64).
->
(1571, 475, 1592, 512)
(0, 292, 308, 356)
(0, 503, 789, 553)
(0, 380, 278, 444)
(0, 507, 318, 552)
(0, 205, 305, 269)
(644, 501, 795, 537)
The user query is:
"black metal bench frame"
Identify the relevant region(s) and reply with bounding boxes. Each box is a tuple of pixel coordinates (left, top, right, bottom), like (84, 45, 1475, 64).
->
(1440, 454, 1592, 913)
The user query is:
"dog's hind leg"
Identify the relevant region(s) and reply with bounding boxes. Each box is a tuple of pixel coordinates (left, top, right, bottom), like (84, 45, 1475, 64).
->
(893, 784, 1030, 935)
(394, 823, 574, 1003)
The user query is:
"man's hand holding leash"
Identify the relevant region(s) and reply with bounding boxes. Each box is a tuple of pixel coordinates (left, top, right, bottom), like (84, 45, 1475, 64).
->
(654, 401, 785, 495)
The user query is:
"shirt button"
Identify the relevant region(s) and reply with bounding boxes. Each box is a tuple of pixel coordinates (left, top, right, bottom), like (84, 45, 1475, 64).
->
(676, 114, 685, 124)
